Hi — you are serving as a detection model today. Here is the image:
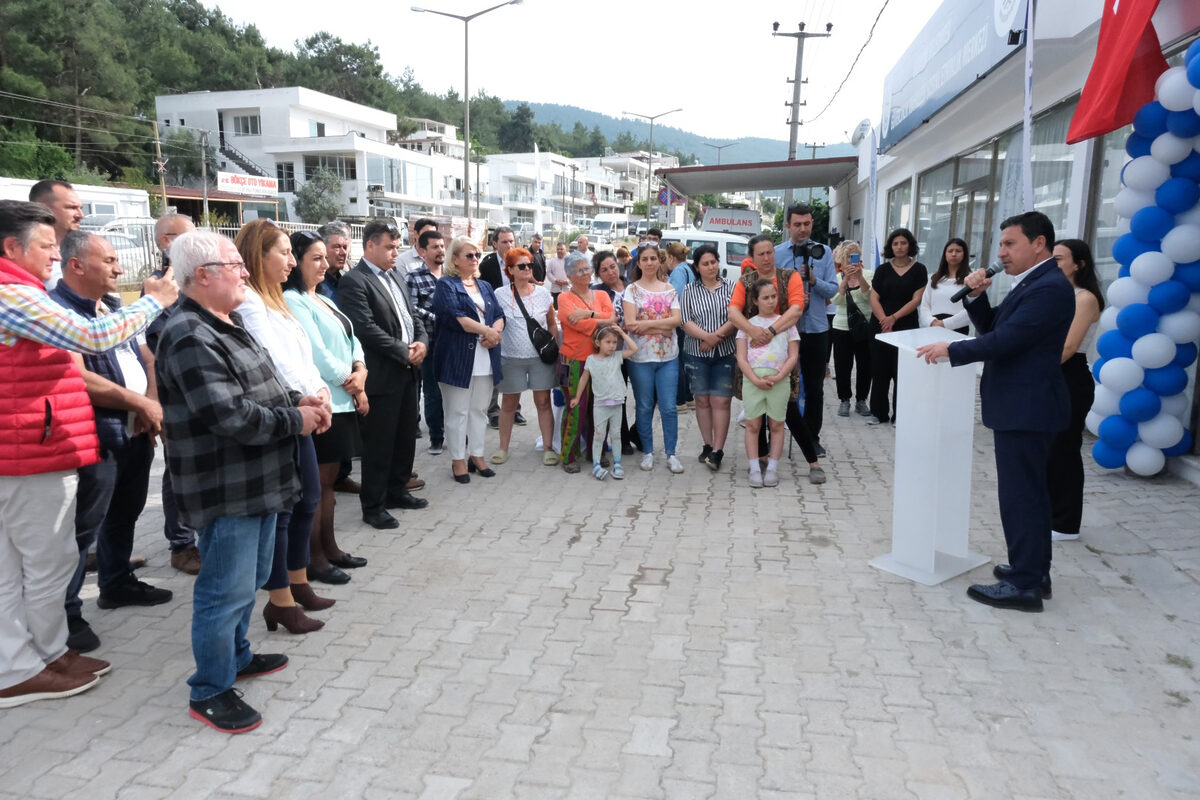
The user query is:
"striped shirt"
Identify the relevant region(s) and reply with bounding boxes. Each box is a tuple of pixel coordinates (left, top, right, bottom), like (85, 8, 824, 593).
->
(0, 283, 161, 352)
(680, 279, 735, 358)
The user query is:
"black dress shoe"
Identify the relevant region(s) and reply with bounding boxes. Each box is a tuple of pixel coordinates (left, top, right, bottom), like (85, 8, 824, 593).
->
(307, 563, 350, 585)
(329, 553, 368, 569)
(363, 511, 399, 529)
(452, 471, 470, 484)
(467, 460, 496, 478)
(993, 564, 1052, 598)
(389, 491, 429, 510)
(967, 581, 1044, 612)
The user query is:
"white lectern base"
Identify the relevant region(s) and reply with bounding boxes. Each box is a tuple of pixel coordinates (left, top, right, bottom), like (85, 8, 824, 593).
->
(869, 551, 990, 587)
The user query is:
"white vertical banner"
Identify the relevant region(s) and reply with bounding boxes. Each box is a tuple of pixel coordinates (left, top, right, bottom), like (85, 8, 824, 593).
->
(1021, 0, 1035, 211)
(533, 142, 543, 233)
(868, 126, 879, 267)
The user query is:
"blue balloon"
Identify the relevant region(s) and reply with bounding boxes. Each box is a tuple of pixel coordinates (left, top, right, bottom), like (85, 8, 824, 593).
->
(1130, 206, 1176, 242)
(1173, 342, 1199, 368)
(1099, 414, 1139, 449)
(1111, 233, 1156, 267)
(1125, 132, 1154, 159)
(1155, 177, 1200, 214)
(1190, 54, 1200, 90)
(1167, 109, 1200, 138)
(1174, 261, 1200, 292)
(1148, 280, 1192, 314)
(1118, 263, 1131, 278)
(1189, 38, 1200, 66)
(1133, 102, 1170, 138)
(1120, 387, 1162, 421)
(1097, 329, 1136, 360)
(1116, 303, 1160, 338)
(1144, 365, 1189, 396)
(1172, 152, 1200, 182)
(1163, 429, 1193, 458)
(1093, 439, 1129, 469)
(1091, 356, 1108, 382)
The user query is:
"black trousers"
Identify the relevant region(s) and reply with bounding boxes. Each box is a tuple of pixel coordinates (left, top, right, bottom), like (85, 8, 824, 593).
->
(994, 429, 1056, 589)
(1047, 354, 1094, 535)
(757, 394, 819, 464)
(799, 330, 828, 440)
(832, 329, 872, 402)
(359, 367, 419, 517)
(869, 337, 900, 422)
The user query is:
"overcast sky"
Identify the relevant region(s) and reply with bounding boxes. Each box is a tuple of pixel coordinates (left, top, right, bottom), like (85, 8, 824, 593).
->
(202, 0, 940, 148)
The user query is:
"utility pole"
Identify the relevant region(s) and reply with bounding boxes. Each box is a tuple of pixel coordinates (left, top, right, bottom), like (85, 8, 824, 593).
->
(151, 120, 169, 215)
(200, 130, 210, 224)
(773, 21, 831, 208)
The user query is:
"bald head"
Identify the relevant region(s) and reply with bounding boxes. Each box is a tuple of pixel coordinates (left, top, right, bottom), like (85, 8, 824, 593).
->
(156, 214, 195, 253)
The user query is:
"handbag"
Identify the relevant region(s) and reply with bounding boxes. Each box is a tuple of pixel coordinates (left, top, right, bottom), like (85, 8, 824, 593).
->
(845, 288, 873, 342)
(512, 286, 559, 365)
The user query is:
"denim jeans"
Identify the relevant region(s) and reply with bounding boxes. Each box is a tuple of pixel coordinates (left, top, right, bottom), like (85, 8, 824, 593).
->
(188, 514, 276, 702)
(421, 355, 444, 442)
(627, 358, 679, 456)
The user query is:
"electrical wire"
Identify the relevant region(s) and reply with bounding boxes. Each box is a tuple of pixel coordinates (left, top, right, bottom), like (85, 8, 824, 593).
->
(0, 90, 151, 124)
(0, 114, 198, 150)
(802, 0, 892, 125)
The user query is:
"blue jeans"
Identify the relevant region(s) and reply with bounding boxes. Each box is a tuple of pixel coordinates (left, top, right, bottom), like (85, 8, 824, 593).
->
(627, 359, 679, 456)
(188, 514, 276, 702)
(421, 355, 444, 442)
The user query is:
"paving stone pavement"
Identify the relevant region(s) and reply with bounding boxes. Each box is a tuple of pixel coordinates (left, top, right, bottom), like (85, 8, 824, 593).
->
(2, 387, 1199, 799)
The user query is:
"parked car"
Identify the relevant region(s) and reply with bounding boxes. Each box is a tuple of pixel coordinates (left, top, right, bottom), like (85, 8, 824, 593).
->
(658, 229, 751, 282)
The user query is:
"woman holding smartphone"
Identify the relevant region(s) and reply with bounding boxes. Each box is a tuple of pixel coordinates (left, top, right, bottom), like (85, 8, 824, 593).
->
(830, 241, 874, 418)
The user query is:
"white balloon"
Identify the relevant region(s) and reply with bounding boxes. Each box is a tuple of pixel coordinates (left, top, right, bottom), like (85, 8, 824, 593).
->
(1114, 186, 1155, 219)
(1116, 218, 1132, 237)
(1138, 413, 1185, 449)
(1122, 156, 1171, 191)
(1151, 132, 1193, 164)
(1189, 294, 1200, 315)
(1091, 384, 1122, 417)
(1126, 441, 1167, 475)
(1155, 68, 1175, 95)
(1131, 332, 1178, 368)
(1099, 305, 1120, 332)
(1161, 392, 1189, 421)
(1129, 251, 1175, 286)
(1179, 203, 1200, 227)
(1085, 410, 1105, 437)
(1099, 357, 1145, 394)
(1195, 89, 1200, 117)
(1161, 224, 1200, 263)
(1158, 309, 1200, 343)
(1107, 276, 1152, 307)
(1157, 67, 1196, 112)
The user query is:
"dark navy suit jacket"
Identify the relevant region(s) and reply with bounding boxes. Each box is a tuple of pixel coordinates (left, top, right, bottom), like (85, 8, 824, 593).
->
(948, 257, 1075, 433)
(431, 275, 503, 388)
(337, 259, 428, 396)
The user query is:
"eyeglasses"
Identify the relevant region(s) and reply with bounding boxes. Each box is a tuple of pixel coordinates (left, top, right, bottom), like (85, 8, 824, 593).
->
(199, 260, 246, 274)
(513, 262, 533, 271)
(463, 252, 481, 260)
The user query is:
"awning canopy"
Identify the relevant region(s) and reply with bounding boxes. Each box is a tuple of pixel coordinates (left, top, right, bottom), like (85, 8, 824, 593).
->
(658, 157, 857, 197)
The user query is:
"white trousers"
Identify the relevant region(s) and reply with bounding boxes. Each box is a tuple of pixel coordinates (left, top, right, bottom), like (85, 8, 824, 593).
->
(440, 376, 493, 460)
(0, 470, 78, 689)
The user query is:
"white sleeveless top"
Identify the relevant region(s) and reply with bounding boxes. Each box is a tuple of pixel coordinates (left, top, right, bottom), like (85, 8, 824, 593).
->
(1075, 287, 1099, 355)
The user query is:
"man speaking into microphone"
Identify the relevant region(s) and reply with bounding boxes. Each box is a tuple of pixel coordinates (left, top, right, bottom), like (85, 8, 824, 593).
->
(916, 211, 1074, 612)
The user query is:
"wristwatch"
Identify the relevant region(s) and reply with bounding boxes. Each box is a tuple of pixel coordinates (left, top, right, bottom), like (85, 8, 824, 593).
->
(766, 325, 778, 335)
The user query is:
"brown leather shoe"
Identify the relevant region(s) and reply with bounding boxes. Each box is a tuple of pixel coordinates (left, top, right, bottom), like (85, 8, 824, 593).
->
(46, 650, 111, 677)
(0, 668, 99, 709)
(333, 478, 361, 494)
(170, 545, 201, 575)
(406, 476, 426, 491)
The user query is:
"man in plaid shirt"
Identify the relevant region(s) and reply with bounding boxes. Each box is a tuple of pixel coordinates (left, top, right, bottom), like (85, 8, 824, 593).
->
(406, 228, 445, 454)
(155, 230, 329, 734)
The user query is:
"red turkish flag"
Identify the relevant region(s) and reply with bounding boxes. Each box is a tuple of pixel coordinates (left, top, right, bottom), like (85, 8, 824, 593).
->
(1066, 0, 1168, 144)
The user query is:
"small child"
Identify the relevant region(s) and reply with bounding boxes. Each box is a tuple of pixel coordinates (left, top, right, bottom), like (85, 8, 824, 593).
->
(571, 325, 638, 480)
(736, 279, 799, 488)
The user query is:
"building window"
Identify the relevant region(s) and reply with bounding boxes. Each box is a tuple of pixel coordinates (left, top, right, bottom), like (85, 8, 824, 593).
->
(276, 162, 296, 193)
(886, 180, 912, 234)
(916, 161, 954, 255)
(232, 115, 261, 136)
(179, 118, 185, 126)
(303, 154, 356, 180)
(163, 119, 170, 127)
(309, 120, 326, 137)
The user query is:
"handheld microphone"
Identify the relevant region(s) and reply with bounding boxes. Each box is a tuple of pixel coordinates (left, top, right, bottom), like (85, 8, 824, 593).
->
(950, 262, 1002, 303)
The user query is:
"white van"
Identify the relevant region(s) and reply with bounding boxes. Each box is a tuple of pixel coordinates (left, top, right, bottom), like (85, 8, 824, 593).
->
(591, 213, 630, 240)
(658, 229, 751, 282)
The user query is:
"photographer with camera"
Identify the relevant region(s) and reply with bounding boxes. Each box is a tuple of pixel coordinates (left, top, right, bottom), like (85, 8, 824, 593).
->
(773, 204, 837, 454)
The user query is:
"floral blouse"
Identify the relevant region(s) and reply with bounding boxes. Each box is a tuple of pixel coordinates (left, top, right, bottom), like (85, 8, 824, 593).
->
(622, 283, 679, 363)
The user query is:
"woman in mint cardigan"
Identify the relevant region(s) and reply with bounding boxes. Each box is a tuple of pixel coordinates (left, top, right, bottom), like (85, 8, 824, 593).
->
(284, 230, 370, 585)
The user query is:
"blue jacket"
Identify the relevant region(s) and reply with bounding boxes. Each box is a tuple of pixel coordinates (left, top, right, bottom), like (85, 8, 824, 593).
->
(431, 276, 503, 388)
(948, 257, 1074, 433)
(284, 289, 365, 414)
(775, 239, 837, 333)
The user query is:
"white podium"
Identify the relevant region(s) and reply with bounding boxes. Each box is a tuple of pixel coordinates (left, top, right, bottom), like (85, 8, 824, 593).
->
(868, 327, 989, 585)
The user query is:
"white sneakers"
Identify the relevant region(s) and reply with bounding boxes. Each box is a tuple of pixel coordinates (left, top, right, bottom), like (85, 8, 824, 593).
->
(640, 453, 654, 471)
(667, 455, 684, 474)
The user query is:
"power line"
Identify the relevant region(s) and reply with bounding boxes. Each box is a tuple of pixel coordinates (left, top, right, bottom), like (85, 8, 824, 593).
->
(802, 0, 892, 126)
(0, 90, 151, 124)
(0, 113, 195, 150)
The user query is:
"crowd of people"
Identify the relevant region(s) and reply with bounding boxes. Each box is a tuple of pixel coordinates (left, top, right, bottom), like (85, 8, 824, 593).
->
(0, 184, 1098, 726)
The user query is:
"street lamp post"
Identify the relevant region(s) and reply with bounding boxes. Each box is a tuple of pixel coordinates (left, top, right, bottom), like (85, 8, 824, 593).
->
(622, 108, 682, 225)
(412, 0, 522, 220)
(701, 141, 737, 166)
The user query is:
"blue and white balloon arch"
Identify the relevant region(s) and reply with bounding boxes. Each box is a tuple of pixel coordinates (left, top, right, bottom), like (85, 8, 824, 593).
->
(1087, 41, 1200, 475)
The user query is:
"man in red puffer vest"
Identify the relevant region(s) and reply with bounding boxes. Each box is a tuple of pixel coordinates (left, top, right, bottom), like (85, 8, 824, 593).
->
(0, 200, 178, 708)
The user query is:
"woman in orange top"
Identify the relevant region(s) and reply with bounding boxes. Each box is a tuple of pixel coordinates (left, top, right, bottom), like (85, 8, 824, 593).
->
(557, 251, 616, 472)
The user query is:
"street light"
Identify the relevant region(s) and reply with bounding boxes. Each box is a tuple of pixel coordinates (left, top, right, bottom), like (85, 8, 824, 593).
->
(412, 0, 523, 219)
(622, 107, 682, 225)
(701, 141, 738, 166)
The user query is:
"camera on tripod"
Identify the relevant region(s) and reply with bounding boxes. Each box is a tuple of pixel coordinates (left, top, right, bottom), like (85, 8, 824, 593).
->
(790, 240, 826, 263)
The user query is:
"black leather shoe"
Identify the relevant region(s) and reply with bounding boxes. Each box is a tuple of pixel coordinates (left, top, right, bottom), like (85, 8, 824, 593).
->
(329, 553, 368, 569)
(389, 491, 429, 510)
(236, 653, 288, 681)
(307, 563, 350, 585)
(993, 564, 1052, 599)
(363, 511, 399, 529)
(467, 460, 496, 478)
(967, 581, 1044, 612)
(66, 616, 100, 653)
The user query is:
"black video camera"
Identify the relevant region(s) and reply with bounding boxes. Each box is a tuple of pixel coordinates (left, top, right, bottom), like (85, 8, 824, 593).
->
(790, 240, 826, 263)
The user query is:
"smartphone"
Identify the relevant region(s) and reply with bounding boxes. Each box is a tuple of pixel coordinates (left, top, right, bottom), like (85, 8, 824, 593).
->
(849, 253, 861, 265)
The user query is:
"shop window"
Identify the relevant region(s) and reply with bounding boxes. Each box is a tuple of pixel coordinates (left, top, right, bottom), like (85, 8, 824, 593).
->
(916, 161, 954, 256)
(886, 180, 912, 235)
